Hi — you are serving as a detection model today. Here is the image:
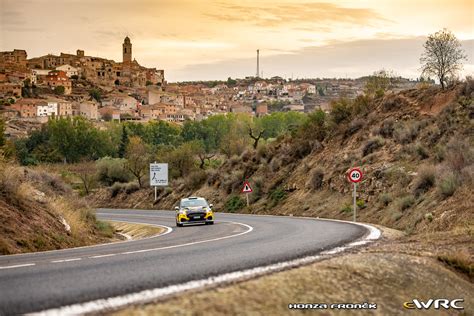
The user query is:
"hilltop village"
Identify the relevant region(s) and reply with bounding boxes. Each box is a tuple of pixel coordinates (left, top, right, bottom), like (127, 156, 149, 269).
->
(0, 37, 418, 132)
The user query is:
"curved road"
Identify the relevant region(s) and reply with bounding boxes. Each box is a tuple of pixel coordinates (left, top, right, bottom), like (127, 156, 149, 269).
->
(0, 209, 367, 315)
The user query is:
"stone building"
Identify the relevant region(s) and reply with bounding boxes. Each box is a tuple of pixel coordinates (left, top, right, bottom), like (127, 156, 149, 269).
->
(27, 37, 164, 88)
(0, 50, 28, 71)
(46, 70, 72, 94)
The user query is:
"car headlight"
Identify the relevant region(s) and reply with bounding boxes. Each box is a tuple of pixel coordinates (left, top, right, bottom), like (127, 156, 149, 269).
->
(179, 210, 187, 215)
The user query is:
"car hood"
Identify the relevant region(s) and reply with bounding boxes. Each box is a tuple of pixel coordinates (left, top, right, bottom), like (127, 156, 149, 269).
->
(183, 206, 209, 212)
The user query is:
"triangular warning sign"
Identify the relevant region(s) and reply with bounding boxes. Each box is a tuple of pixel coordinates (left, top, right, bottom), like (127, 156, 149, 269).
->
(241, 181, 253, 193)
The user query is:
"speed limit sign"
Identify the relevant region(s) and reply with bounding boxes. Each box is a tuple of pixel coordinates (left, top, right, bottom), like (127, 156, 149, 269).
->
(348, 168, 363, 183)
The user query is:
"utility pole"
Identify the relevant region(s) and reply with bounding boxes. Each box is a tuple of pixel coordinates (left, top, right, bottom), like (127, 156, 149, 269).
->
(256, 49, 260, 78)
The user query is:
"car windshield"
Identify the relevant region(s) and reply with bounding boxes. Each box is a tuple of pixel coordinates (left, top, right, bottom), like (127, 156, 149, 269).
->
(181, 199, 208, 208)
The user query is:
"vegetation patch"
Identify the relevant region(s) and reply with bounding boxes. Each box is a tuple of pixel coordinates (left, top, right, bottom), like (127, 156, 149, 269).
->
(224, 195, 246, 213)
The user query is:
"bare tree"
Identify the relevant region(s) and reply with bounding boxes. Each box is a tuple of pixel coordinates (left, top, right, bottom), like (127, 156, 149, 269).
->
(69, 162, 97, 195)
(420, 28, 467, 89)
(248, 125, 265, 149)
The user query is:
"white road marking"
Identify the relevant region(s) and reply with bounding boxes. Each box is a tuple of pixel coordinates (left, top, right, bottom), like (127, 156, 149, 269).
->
(32, 222, 381, 316)
(0, 263, 36, 270)
(118, 221, 253, 255)
(89, 254, 116, 259)
(97, 213, 171, 219)
(51, 258, 81, 263)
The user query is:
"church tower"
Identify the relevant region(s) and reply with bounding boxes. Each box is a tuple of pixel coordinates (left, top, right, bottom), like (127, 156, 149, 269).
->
(123, 36, 132, 63)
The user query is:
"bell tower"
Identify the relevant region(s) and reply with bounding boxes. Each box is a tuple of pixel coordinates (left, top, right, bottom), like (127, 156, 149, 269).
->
(123, 36, 132, 63)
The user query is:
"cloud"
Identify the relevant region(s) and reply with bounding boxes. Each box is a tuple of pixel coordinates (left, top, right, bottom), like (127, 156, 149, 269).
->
(205, 2, 390, 28)
(169, 37, 473, 81)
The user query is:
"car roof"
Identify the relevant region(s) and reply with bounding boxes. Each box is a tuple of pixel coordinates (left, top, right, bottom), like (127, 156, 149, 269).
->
(181, 197, 206, 201)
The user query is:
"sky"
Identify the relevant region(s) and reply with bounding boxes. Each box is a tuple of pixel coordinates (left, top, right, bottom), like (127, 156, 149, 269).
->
(0, 0, 473, 82)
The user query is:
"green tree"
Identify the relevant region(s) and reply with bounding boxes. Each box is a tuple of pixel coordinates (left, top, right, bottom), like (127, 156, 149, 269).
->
(118, 125, 129, 158)
(54, 86, 65, 95)
(89, 88, 102, 102)
(420, 28, 467, 89)
(299, 109, 327, 141)
(226, 77, 237, 86)
(157, 142, 199, 179)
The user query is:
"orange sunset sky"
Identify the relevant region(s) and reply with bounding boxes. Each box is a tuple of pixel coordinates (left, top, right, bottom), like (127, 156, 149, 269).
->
(0, 0, 473, 81)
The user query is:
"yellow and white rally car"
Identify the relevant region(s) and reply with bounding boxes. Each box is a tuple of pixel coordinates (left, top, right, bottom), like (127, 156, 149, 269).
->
(175, 197, 214, 227)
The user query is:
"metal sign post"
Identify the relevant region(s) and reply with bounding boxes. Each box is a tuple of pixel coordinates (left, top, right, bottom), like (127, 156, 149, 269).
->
(353, 183, 357, 222)
(347, 168, 363, 222)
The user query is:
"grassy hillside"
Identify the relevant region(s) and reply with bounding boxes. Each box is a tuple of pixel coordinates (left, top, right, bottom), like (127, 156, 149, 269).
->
(93, 82, 473, 238)
(0, 160, 115, 255)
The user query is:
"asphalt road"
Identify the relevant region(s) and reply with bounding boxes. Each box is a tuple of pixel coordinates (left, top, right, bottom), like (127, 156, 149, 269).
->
(0, 209, 367, 315)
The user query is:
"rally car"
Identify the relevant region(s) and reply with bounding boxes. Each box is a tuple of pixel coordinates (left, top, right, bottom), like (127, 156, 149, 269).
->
(175, 197, 214, 227)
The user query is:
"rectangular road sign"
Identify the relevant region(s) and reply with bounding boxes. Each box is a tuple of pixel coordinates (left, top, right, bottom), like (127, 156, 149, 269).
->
(150, 163, 168, 186)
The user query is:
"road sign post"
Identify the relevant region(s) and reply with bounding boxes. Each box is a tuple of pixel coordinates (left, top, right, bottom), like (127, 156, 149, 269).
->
(347, 168, 363, 222)
(241, 181, 253, 207)
(150, 162, 168, 201)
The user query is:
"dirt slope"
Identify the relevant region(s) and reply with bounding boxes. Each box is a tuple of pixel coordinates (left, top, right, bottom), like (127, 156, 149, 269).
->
(0, 163, 114, 255)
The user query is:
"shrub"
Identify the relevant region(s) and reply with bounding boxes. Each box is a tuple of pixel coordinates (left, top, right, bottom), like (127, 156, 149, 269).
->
(207, 170, 220, 186)
(301, 109, 327, 141)
(445, 139, 474, 174)
(340, 203, 352, 213)
(378, 118, 395, 138)
(391, 210, 403, 221)
(352, 94, 371, 115)
(345, 118, 364, 136)
(362, 137, 384, 156)
(249, 177, 264, 203)
(394, 121, 420, 144)
(412, 166, 436, 197)
(424, 212, 433, 222)
(185, 170, 207, 190)
(356, 199, 366, 209)
(256, 144, 268, 160)
(291, 139, 312, 159)
(434, 145, 445, 162)
(330, 98, 352, 124)
(96, 157, 132, 186)
(124, 182, 140, 194)
(224, 195, 246, 212)
(398, 195, 415, 211)
(110, 182, 124, 197)
(379, 193, 392, 206)
(437, 172, 459, 198)
(415, 144, 429, 160)
(382, 95, 407, 111)
(269, 157, 281, 172)
(269, 187, 287, 207)
(309, 168, 324, 190)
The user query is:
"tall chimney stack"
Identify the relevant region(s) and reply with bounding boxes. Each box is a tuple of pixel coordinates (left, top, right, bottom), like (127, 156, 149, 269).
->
(256, 49, 260, 78)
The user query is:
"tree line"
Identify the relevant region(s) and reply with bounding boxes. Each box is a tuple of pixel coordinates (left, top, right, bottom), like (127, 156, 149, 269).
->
(6, 112, 307, 167)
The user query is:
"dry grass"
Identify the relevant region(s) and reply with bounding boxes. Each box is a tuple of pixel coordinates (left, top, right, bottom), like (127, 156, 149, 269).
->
(0, 164, 115, 254)
(438, 250, 474, 280)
